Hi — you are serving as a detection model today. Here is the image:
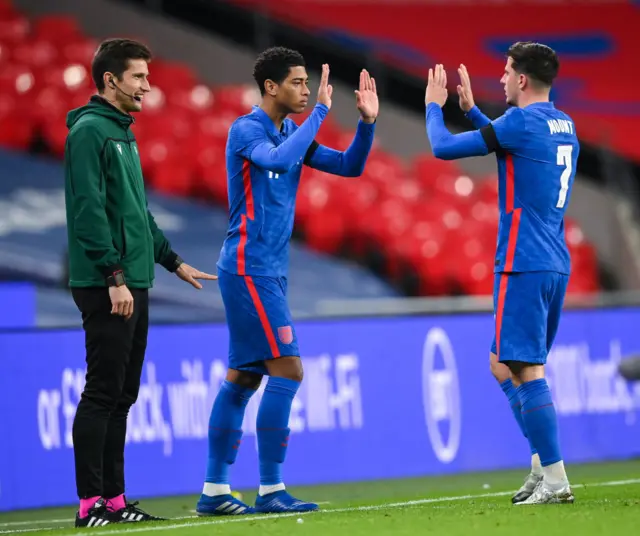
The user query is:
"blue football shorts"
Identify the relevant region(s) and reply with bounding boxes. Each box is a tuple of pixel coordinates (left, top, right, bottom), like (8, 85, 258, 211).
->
(491, 271, 568, 364)
(217, 267, 299, 375)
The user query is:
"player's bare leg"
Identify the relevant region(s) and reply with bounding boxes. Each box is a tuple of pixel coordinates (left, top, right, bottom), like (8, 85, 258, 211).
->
(254, 356, 319, 513)
(490, 353, 542, 503)
(509, 362, 573, 505)
(196, 369, 262, 516)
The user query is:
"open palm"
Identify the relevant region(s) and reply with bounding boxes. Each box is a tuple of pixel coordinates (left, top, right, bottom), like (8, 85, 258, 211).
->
(355, 69, 378, 123)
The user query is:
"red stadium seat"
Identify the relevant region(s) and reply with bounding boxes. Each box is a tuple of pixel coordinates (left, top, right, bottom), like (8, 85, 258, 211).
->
(199, 159, 229, 203)
(12, 39, 58, 69)
(196, 110, 237, 140)
(60, 38, 98, 65)
(475, 176, 499, 204)
(166, 84, 216, 115)
(303, 206, 346, 255)
(136, 108, 192, 142)
(561, 219, 598, 294)
(67, 87, 96, 110)
(31, 86, 73, 130)
(137, 136, 173, 179)
(149, 60, 198, 90)
(38, 63, 92, 93)
(0, 63, 36, 99)
(212, 84, 260, 115)
(458, 259, 494, 296)
(138, 85, 167, 115)
(0, 41, 11, 66)
(0, 13, 29, 44)
(152, 159, 195, 197)
(32, 15, 82, 44)
(413, 154, 461, 190)
(188, 135, 227, 196)
(0, 0, 15, 15)
(362, 150, 406, 186)
(0, 5, 605, 300)
(40, 114, 70, 156)
(0, 109, 33, 149)
(292, 106, 341, 142)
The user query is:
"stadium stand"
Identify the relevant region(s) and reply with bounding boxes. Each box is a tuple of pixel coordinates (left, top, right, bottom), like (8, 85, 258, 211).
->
(0, 0, 601, 318)
(228, 0, 640, 164)
(0, 145, 399, 326)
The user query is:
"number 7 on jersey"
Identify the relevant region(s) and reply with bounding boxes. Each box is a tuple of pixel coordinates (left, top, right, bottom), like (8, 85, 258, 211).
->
(556, 145, 573, 208)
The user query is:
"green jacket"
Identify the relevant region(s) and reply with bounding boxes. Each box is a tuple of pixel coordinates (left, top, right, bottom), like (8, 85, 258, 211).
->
(64, 96, 180, 288)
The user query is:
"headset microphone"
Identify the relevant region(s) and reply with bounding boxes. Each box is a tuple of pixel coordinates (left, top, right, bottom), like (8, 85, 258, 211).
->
(109, 77, 140, 102)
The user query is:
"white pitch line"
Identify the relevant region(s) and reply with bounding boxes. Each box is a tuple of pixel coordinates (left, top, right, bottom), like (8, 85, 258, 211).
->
(1, 478, 639, 535)
(0, 520, 69, 528)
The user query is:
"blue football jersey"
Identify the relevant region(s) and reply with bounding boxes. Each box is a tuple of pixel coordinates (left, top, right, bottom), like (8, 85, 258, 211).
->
(490, 102, 579, 275)
(217, 106, 307, 278)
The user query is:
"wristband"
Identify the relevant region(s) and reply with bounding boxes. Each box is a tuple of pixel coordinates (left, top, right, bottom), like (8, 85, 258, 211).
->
(161, 251, 184, 273)
(106, 270, 126, 287)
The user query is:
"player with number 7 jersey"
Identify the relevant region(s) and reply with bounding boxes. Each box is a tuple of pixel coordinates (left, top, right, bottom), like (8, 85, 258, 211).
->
(425, 43, 579, 506)
(474, 104, 578, 275)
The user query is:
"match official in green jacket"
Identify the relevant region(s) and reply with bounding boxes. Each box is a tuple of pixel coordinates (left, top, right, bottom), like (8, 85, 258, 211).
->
(64, 38, 217, 527)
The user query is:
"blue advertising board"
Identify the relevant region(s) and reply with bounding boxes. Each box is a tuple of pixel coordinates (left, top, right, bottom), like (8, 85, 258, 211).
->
(0, 283, 35, 328)
(1, 307, 640, 511)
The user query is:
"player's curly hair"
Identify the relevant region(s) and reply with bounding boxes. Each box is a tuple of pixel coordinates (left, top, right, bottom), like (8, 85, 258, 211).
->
(507, 42, 559, 88)
(92, 38, 152, 93)
(253, 46, 306, 96)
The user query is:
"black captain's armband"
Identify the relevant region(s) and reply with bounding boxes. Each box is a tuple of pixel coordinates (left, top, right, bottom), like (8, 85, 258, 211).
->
(304, 140, 320, 165)
(480, 124, 501, 154)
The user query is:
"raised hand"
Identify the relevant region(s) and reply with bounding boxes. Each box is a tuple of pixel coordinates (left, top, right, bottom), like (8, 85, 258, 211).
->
(355, 69, 378, 124)
(317, 64, 333, 109)
(457, 64, 475, 113)
(425, 64, 448, 108)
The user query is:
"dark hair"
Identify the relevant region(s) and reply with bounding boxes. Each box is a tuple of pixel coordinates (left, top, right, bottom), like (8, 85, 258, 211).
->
(253, 46, 306, 96)
(507, 42, 559, 88)
(91, 38, 152, 93)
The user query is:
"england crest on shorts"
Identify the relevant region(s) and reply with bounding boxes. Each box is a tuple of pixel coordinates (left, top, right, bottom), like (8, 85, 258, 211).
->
(278, 326, 293, 345)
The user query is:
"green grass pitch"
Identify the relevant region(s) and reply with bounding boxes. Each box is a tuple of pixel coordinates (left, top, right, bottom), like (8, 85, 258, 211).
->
(1, 460, 639, 535)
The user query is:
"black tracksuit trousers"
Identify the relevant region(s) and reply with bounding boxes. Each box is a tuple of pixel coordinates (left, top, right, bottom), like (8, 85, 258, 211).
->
(70, 287, 149, 499)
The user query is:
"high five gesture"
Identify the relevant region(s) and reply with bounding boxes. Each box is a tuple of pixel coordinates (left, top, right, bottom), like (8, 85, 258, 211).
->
(355, 69, 378, 124)
(317, 63, 333, 109)
(457, 64, 476, 113)
(425, 63, 448, 108)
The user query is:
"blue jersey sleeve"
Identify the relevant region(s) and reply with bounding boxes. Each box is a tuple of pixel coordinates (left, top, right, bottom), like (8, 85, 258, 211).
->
(305, 119, 376, 177)
(228, 104, 329, 173)
(425, 103, 489, 160)
(465, 105, 491, 129)
(490, 107, 527, 152)
(227, 118, 265, 160)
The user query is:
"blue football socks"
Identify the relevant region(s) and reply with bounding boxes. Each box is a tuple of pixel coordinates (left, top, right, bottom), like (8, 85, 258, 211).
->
(516, 378, 562, 467)
(500, 378, 537, 456)
(257, 377, 300, 486)
(205, 380, 255, 484)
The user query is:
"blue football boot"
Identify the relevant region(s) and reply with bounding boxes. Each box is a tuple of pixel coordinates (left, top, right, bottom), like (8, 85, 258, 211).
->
(255, 490, 319, 513)
(196, 494, 256, 516)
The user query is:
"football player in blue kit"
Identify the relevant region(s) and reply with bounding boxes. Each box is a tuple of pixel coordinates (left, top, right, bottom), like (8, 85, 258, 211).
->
(196, 47, 379, 515)
(425, 42, 579, 505)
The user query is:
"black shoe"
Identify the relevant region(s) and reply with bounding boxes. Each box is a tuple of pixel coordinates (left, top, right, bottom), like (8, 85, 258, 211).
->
(75, 499, 121, 528)
(117, 500, 166, 523)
